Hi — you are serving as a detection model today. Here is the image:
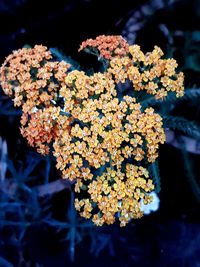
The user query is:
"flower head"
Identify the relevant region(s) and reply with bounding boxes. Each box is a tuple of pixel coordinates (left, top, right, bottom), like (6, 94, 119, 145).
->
(0, 35, 184, 226)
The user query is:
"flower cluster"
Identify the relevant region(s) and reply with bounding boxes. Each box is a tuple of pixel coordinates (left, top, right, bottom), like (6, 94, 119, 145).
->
(0, 45, 70, 155)
(107, 45, 184, 99)
(79, 35, 129, 60)
(0, 36, 184, 226)
(53, 69, 165, 225)
(75, 166, 154, 226)
(0, 45, 70, 113)
(79, 38, 184, 99)
(20, 107, 60, 155)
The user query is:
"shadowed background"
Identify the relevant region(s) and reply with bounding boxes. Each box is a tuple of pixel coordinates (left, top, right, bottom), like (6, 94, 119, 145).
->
(1, 0, 200, 266)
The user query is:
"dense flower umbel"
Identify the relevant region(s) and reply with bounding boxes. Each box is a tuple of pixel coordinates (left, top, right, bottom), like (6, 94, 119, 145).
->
(79, 35, 129, 60)
(20, 107, 60, 155)
(108, 45, 184, 99)
(0, 45, 70, 114)
(0, 36, 184, 226)
(80, 38, 184, 99)
(75, 166, 154, 226)
(53, 69, 165, 225)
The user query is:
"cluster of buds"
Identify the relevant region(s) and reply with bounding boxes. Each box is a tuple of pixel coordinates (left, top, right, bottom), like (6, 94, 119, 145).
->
(0, 35, 184, 226)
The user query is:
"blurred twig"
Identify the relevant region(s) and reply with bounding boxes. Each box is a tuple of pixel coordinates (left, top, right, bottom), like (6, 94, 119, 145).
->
(0, 179, 71, 198)
(166, 130, 200, 155)
(0, 137, 7, 181)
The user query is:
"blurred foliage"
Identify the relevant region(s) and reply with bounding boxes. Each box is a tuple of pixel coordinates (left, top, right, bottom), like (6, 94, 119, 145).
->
(1, 0, 200, 266)
(0, 0, 27, 12)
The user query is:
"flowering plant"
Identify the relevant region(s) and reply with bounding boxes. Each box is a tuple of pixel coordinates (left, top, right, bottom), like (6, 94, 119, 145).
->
(0, 35, 184, 226)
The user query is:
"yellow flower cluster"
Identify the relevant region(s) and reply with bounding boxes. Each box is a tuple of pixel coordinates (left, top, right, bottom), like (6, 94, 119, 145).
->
(52, 68, 165, 225)
(0, 36, 184, 226)
(108, 45, 184, 99)
(75, 166, 154, 226)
